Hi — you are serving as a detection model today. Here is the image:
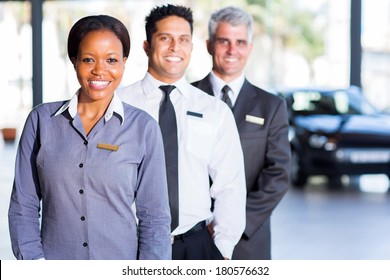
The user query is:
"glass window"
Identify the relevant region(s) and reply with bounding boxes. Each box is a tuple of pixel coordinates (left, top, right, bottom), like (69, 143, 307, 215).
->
(243, 0, 350, 90)
(0, 1, 31, 130)
(2, 0, 351, 131)
(362, 0, 390, 111)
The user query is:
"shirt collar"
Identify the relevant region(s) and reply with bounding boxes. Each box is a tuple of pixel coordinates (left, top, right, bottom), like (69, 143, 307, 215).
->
(54, 89, 125, 125)
(142, 72, 190, 99)
(210, 71, 245, 97)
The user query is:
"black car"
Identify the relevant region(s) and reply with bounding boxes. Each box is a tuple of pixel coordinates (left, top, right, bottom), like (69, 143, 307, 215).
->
(278, 87, 390, 187)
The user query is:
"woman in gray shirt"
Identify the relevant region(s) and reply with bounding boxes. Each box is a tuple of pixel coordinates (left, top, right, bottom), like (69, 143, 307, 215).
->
(8, 15, 171, 260)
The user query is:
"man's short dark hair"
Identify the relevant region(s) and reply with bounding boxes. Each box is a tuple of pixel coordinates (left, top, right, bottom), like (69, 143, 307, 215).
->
(145, 4, 193, 43)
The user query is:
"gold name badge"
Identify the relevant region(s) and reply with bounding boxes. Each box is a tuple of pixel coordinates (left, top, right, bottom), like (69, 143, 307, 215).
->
(97, 143, 119, 151)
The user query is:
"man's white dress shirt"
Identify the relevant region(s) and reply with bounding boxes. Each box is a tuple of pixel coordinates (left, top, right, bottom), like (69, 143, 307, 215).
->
(209, 71, 246, 107)
(118, 73, 246, 258)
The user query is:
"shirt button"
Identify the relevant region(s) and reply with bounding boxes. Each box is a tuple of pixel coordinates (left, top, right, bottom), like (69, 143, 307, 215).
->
(84, 141, 88, 145)
(79, 190, 84, 194)
(81, 216, 85, 221)
(79, 163, 83, 168)
(83, 242, 88, 247)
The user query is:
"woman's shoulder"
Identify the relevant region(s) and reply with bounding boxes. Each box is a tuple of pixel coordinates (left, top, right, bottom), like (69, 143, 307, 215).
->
(30, 100, 69, 116)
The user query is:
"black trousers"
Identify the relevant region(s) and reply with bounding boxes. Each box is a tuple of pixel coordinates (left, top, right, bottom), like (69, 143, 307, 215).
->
(172, 227, 224, 260)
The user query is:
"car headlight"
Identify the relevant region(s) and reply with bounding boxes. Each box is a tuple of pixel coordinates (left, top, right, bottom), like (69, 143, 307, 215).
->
(308, 134, 337, 151)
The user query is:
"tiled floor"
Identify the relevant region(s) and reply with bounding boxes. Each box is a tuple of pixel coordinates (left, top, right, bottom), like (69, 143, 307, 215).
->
(1, 139, 390, 260)
(271, 177, 390, 260)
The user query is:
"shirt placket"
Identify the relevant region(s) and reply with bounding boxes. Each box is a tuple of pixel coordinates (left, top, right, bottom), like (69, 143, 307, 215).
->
(72, 115, 105, 259)
(79, 136, 89, 258)
(81, 118, 105, 259)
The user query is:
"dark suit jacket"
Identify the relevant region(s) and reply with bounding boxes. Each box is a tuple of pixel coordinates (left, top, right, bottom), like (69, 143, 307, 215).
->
(193, 74, 290, 259)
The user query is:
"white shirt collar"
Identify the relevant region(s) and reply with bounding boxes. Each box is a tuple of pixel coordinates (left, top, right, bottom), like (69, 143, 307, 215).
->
(54, 89, 125, 125)
(143, 72, 190, 100)
(210, 71, 245, 98)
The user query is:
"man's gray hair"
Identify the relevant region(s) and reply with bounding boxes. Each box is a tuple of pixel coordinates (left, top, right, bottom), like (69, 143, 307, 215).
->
(208, 6, 254, 43)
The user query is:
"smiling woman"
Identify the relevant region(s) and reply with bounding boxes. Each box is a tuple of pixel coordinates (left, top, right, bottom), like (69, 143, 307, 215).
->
(8, 15, 171, 260)
(70, 29, 127, 135)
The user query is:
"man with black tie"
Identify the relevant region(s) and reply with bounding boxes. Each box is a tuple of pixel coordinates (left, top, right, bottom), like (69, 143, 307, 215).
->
(193, 6, 290, 260)
(118, 4, 246, 260)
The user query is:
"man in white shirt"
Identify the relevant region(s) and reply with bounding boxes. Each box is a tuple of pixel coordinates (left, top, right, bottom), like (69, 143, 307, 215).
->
(118, 4, 246, 260)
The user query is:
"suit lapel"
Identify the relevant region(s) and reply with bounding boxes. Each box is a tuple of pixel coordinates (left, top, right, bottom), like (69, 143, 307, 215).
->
(196, 76, 257, 126)
(232, 79, 257, 126)
(196, 74, 214, 96)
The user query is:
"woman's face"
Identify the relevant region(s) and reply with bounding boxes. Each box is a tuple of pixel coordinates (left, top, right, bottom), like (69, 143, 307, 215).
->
(72, 30, 127, 103)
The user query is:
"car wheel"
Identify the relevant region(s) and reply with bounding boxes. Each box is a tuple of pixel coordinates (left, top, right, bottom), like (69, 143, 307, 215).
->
(290, 149, 308, 187)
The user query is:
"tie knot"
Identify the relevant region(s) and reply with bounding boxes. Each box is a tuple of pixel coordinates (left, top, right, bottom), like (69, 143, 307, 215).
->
(222, 85, 231, 94)
(160, 85, 176, 95)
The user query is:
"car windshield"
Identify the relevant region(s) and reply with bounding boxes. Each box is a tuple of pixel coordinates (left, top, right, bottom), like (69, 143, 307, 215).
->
(290, 90, 378, 116)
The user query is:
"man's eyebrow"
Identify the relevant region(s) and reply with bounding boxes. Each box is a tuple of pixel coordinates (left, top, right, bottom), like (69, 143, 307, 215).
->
(156, 32, 190, 37)
(156, 32, 171, 36)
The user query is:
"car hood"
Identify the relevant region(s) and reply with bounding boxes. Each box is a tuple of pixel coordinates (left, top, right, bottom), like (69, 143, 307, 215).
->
(294, 114, 390, 136)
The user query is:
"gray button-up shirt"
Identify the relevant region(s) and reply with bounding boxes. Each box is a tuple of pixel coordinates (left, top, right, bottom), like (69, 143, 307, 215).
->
(8, 92, 171, 260)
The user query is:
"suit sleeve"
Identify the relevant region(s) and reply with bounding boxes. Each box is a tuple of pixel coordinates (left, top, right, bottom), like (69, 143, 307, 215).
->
(244, 98, 291, 239)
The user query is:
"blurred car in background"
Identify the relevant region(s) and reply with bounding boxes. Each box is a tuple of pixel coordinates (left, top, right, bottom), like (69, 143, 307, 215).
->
(278, 86, 390, 188)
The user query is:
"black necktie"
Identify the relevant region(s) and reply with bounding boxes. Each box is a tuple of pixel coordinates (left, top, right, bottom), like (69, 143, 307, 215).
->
(221, 85, 233, 109)
(159, 85, 179, 231)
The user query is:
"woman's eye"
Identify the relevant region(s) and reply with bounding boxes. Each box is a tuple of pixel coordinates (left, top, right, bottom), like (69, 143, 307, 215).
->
(107, 58, 118, 63)
(82, 58, 94, 63)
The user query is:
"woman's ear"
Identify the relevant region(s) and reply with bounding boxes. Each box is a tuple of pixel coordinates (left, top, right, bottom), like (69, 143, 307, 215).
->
(71, 57, 77, 70)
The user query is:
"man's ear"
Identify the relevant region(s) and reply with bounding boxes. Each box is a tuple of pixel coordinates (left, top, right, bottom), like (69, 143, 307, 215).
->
(143, 40, 150, 57)
(248, 42, 254, 54)
(206, 39, 213, 55)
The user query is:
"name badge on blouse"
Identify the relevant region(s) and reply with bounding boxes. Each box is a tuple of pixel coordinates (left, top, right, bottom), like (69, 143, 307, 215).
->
(97, 143, 119, 151)
(245, 115, 265, 126)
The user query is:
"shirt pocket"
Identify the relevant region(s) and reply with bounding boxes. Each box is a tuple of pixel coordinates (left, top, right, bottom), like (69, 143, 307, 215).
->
(186, 117, 214, 159)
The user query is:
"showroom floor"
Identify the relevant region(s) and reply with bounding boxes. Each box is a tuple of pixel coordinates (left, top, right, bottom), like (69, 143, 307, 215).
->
(271, 176, 390, 259)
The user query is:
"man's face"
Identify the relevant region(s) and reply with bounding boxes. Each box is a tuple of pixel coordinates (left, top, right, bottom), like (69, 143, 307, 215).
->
(207, 22, 253, 82)
(144, 16, 193, 84)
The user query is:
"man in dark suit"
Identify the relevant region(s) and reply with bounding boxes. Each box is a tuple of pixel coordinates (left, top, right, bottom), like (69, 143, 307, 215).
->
(192, 6, 290, 260)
